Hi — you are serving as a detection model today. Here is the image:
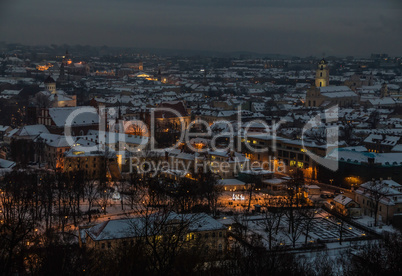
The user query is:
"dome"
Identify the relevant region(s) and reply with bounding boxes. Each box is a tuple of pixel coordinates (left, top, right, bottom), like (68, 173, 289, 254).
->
(44, 75, 55, 84)
(319, 58, 327, 65)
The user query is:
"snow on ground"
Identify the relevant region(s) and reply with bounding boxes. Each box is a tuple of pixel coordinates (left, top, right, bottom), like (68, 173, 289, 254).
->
(220, 209, 372, 251)
(353, 215, 399, 234)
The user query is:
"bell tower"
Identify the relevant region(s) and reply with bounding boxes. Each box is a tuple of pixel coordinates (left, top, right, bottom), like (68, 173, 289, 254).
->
(315, 58, 329, 88)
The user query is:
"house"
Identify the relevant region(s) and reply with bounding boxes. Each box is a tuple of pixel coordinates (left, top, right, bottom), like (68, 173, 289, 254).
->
(333, 195, 361, 217)
(218, 178, 247, 191)
(363, 134, 401, 153)
(263, 178, 287, 193)
(304, 185, 321, 196)
(355, 179, 402, 224)
(79, 212, 227, 254)
(34, 133, 71, 170)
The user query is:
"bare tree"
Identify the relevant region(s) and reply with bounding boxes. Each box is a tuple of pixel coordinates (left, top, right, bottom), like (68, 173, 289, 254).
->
(83, 177, 99, 223)
(0, 171, 40, 274)
(367, 179, 389, 226)
(299, 206, 317, 246)
(127, 207, 208, 275)
(198, 170, 222, 217)
(263, 207, 283, 250)
(343, 232, 402, 275)
(284, 208, 305, 248)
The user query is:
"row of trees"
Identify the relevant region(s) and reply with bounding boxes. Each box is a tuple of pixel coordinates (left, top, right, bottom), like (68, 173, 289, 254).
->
(3, 207, 401, 275)
(1, 167, 401, 274)
(0, 167, 222, 274)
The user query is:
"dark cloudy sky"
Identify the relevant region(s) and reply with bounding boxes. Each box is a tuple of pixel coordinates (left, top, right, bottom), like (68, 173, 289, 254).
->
(0, 0, 401, 56)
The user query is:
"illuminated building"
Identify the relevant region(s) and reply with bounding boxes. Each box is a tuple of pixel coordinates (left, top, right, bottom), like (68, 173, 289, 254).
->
(129, 72, 157, 81)
(36, 63, 53, 71)
(64, 144, 120, 180)
(317, 148, 402, 187)
(355, 179, 402, 224)
(305, 59, 358, 107)
(35, 133, 70, 170)
(35, 76, 77, 107)
(333, 195, 361, 217)
(79, 213, 227, 254)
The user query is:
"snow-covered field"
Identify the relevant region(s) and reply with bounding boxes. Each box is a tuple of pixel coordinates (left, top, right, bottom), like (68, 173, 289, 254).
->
(220, 209, 373, 251)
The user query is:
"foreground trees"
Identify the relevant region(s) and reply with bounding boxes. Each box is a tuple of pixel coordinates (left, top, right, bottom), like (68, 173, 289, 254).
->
(341, 232, 402, 276)
(1, 169, 401, 275)
(0, 172, 41, 274)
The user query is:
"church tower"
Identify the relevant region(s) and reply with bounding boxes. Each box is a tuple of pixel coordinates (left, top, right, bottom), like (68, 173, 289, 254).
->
(315, 58, 329, 88)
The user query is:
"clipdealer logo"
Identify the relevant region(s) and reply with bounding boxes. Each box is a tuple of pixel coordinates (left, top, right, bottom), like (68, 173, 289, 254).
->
(63, 105, 339, 175)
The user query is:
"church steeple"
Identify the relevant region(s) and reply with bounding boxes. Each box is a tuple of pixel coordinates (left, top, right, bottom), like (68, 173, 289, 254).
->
(315, 58, 329, 88)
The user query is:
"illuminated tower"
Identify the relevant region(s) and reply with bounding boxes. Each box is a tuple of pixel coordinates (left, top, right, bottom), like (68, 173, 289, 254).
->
(315, 58, 329, 88)
(139, 61, 143, 71)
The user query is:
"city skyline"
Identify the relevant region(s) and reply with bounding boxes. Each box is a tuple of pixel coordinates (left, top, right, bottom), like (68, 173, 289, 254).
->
(0, 1, 402, 275)
(1, 0, 401, 57)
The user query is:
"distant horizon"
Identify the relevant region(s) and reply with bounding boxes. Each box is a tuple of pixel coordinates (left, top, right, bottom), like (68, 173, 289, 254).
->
(1, 0, 401, 58)
(1, 41, 398, 59)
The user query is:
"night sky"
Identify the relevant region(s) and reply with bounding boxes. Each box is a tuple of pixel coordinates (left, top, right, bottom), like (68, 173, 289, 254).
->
(0, 0, 401, 56)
